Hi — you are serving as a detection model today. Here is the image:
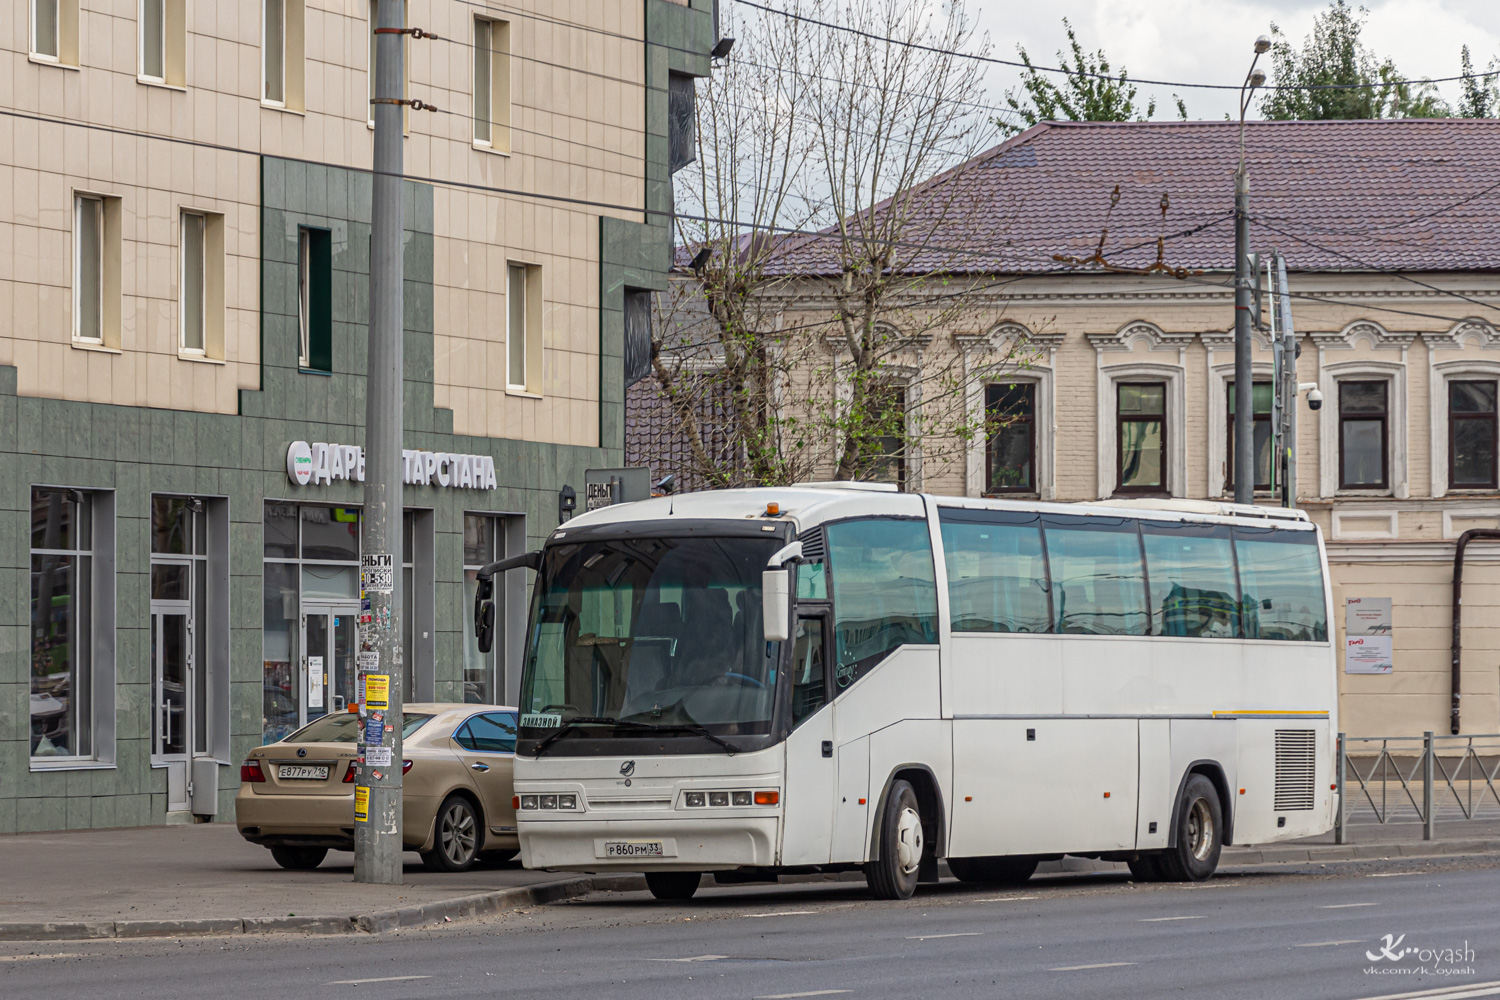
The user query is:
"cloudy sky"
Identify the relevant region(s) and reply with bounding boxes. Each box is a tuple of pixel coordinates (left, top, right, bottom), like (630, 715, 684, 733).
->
(968, 0, 1500, 123)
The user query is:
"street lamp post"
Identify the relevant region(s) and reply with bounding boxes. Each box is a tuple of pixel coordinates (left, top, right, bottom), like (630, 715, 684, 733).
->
(1233, 36, 1271, 505)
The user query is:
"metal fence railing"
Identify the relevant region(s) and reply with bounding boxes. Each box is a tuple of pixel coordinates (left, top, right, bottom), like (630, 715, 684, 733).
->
(1336, 732, 1500, 844)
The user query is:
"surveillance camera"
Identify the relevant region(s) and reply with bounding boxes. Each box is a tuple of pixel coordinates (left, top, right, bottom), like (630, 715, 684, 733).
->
(1307, 387, 1323, 411)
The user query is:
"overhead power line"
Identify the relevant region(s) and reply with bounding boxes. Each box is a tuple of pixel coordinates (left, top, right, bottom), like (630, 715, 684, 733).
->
(734, 0, 1496, 94)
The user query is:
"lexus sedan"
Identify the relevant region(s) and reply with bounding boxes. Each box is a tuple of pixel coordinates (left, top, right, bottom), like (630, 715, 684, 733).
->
(236, 703, 519, 872)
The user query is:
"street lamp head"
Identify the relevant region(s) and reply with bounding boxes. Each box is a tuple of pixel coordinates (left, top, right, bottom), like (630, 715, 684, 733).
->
(1254, 35, 1271, 54)
(1249, 68, 1267, 89)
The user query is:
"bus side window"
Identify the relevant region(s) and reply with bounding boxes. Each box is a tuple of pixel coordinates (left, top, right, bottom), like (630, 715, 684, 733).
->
(1233, 528, 1328, 641)
(1141, 522, 1242, 638)
(826, 518, 939, 675)
(939, 514, 1050, 633)
(1040, 516, 1149, 636)
(791, 616, 826, 724)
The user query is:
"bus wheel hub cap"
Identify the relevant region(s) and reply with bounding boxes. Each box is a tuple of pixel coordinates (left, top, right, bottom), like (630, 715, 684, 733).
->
(896, 807, 923, 874)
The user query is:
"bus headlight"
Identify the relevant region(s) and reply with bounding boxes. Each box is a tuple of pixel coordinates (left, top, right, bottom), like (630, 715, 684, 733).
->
(520, 795, 538, 810)
(684, 792, 706, 807)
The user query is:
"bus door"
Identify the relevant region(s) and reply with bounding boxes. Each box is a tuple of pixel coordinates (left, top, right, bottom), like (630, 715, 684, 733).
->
(779, 611, 835, 865)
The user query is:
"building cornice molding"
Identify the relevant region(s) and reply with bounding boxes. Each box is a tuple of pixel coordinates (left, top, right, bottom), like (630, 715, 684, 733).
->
(1088, 321, 1198, 354)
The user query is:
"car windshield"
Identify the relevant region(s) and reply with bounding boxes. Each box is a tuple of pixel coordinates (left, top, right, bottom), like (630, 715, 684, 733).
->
(284, 712, 433, 744)
(519, 535, 780, 737)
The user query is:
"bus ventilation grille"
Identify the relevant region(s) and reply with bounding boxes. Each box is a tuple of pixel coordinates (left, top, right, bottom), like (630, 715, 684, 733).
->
(797, 528, 826, 561)
(1274, 729, 1317, 811)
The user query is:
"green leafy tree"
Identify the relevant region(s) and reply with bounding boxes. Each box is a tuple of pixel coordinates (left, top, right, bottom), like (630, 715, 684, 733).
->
(1259, 1, 1449, 119)
(1458, 45, 1500, 118)
(996, 19, 1187, 136)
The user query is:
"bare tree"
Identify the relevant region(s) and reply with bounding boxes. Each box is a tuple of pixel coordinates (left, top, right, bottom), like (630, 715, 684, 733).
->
(643, 0, 1038, 492)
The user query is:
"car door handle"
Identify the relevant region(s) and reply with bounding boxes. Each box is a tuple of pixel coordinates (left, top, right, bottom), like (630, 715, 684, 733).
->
(471, 762, 490, 772)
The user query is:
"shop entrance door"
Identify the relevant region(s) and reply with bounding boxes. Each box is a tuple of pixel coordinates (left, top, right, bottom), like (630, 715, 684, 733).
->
(151, 606, 193, 812)
(302, 604, 359, 723)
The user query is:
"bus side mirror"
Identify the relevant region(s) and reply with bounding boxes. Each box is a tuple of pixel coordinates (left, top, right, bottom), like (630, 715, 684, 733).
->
(763, 569, 791, 642)
(474, 576, 496, 654)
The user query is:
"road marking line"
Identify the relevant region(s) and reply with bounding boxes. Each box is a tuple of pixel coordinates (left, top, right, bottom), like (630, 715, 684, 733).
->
(1294, 940, 1366, 948)
(907, 932, 982, 940)
(0, 953, 88, 962)
(647, 955, 728, 963)
(1050, 962, 1137, 971)
(755, 992, 852, 999)
(1368, 872, 1421, 878)
(1320, 902, 1379, 908)
(1344, 980, 1500, 1000)
(974, 895, 1039, 903)
(327, 976, 434, 985)
(743, 910, 818, 918)
(1140, 915, 1206, 922)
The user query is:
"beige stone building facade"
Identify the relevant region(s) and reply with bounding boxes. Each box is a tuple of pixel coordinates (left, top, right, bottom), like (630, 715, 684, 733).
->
(751, 121, 1500, 740)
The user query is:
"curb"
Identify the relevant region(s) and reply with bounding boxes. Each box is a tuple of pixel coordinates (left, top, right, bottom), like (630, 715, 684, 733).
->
(0, 875, 639, 943)
(5, 840, 1500, 943)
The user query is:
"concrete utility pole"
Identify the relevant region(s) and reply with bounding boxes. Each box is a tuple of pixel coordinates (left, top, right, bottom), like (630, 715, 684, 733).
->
(1274, 252, 1299, 508)
(1233, 36, 1271, 505)
(355, 0, 406, 886)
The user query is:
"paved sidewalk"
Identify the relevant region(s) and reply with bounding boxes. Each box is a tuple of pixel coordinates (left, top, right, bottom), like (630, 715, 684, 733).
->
(4, 817, 1500, 941)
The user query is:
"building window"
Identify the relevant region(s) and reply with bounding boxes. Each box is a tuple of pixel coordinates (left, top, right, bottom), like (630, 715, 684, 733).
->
(74, 195, 104, 343)
(668, 73, 697, 173)
(32, 0, 78, 63)
(463, 515, 504, 704)
(31, 489, 94, 758)
(298, 227, 332, 372)
(1339, 380, 1388, 489)
(180, 212, 205, 353)
(985, 382, 1035, 494)
(1450, 380, 1498, 490)
(473, 17, 511, 150)
(507, 262, 537, 391)
(854, 381, 908, 489)
(1226, 381, 1273, 493)
(263, 0, 284, 103)
(1116, 382, 1166, 493)
(140, 0, 165, 80)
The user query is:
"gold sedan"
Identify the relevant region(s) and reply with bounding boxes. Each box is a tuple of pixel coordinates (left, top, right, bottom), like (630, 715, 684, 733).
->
(236, 703, 519, 872)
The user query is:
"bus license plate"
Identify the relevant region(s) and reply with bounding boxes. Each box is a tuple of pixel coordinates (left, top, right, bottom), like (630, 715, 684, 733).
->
(604, 841, 664, 858)
(278, 764, 329, 780)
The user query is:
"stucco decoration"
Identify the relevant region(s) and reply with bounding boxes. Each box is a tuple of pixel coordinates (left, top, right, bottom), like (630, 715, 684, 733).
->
(1309, 319, 1416, 350)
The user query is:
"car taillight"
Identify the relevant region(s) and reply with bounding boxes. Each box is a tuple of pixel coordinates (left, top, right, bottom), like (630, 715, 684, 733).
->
(240, 760, 266, 783)
(402, 759, 413, 774)
(343, 761, 357, 783)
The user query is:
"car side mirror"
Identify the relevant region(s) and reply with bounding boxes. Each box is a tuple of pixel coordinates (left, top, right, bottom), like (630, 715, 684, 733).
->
(763, 569, 791, 643)
(473, 576, 496, 654)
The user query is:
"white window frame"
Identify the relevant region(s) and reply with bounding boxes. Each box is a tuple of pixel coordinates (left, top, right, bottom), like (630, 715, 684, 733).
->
(1318, 360, 1407, 499)
(506, 262, 530, 391)
(73, 194, 104, 344)
(1207, 360, 1276, 498)
(31, 0, 60, 61)
(139, 0, 166, 82)
(262, 0, 286, 107)
(180, 211, 207, 355)
(474, 17, 493, 146)
(1095, 362, 1185, 500)
(1429, 358, 1500, 498)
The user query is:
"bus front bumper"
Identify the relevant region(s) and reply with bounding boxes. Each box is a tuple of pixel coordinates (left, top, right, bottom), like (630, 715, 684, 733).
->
(519, 816, 780, 872)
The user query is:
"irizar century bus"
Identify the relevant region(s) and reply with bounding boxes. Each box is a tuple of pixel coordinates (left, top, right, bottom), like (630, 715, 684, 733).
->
(472, 484, 1336, 901)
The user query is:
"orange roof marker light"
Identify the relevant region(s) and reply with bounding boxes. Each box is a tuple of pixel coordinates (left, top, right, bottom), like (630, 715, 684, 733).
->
(765, 502, 780, 516)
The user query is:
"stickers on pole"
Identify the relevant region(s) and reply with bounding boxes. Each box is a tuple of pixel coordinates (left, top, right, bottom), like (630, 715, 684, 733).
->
(364, 714, 384, 746)
(1344, 597, 1394, 674)
(364, 674, 390, 710)
(357, 650, 380, 673)
(365, 747, 393, 768)
(361, 554, 395, 594)
(354, 786, 370, 823)
(307, 656, 325, 709)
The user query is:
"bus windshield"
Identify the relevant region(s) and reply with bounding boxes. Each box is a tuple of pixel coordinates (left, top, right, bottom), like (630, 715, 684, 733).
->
(519, 535, 781, 737)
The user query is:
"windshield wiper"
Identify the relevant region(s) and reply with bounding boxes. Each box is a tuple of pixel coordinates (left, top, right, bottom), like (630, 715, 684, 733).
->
(529, 717, 742, 756)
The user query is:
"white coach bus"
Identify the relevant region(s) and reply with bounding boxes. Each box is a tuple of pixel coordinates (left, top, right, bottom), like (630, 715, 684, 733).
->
(472, 484, 1336, 901)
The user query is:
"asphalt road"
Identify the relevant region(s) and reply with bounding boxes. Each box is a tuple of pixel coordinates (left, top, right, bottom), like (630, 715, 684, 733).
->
(5, 856, 1500, 1000)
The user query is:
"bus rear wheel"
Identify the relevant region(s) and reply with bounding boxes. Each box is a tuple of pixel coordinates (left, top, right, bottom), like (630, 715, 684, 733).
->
(866, 779, 924, 900)
(645, 871, 702, 901)
(947, 855, 1038, 885)
(1157, 774, 1224, 882)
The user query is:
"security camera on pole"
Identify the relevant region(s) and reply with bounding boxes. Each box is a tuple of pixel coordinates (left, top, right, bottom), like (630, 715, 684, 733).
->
(1233, 36, 1271, 505)
(355, 0, 406, 886)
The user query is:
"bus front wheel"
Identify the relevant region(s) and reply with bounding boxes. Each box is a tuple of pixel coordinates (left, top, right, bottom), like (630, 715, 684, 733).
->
(645, 871, 702, 901)
(866, 779, 924, 900)
(1157, 774, 1224, 882)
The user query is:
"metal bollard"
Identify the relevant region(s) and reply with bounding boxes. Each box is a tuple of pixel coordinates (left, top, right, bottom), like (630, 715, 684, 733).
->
(1335, 732, 1347, 845)
(1423, 731, 1436, 842)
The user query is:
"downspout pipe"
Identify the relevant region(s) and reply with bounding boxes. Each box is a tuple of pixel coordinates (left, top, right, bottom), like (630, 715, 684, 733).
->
(1451, 529, 1500, 734)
